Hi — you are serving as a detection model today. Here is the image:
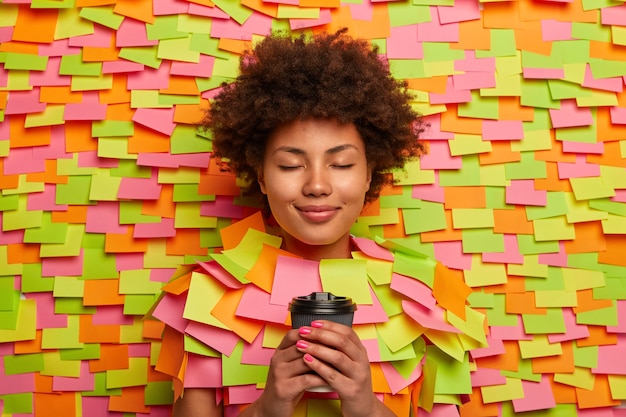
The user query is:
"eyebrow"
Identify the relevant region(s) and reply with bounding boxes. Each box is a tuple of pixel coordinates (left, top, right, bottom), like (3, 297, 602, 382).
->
(272, 144, 359, 156)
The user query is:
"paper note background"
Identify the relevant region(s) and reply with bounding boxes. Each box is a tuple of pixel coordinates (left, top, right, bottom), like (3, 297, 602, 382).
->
(2, 0, 626, 415)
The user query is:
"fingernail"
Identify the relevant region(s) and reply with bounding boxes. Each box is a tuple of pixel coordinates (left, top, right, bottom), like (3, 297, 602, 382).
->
(299, 327, 311, 335)
(304, 354, 314, 363)
(296, 340, 308, 349)
(311, 321, 323, 328)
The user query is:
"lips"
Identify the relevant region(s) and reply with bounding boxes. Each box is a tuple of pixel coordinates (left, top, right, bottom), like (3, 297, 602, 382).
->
(296, 205, 339, 222)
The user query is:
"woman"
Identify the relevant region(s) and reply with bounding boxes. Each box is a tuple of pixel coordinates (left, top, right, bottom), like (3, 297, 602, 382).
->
(152, 29, 479, 417)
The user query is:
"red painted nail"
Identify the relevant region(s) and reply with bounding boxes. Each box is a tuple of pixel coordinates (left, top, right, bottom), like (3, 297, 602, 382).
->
(299, 327, 311, 335)
(296, 340, 308, 349)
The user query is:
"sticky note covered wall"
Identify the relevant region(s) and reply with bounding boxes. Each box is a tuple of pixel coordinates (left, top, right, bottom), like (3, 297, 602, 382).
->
(1, 0, 626, 416)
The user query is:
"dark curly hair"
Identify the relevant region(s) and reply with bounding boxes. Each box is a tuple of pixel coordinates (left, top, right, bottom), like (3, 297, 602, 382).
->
(204, 28, 427, 212)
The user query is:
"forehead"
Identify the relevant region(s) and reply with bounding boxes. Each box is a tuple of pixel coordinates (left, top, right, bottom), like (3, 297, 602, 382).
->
(266, 118, 365, 152)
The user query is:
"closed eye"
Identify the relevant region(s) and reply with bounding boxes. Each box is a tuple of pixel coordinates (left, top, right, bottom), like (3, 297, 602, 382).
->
(278, 165, 302, 171)
(331, 164, 354, 169)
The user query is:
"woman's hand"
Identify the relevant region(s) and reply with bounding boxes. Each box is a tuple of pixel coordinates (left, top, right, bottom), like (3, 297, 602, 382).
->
(241, 328, 328, 417)
(295, 320, 396, 417)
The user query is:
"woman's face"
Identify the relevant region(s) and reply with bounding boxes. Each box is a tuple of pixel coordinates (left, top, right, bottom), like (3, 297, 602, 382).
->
(259, 118, 371, 259)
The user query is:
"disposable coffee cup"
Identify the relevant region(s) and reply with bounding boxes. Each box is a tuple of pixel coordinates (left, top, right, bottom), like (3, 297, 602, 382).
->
(288, 292, 357, 393)
(289, 292, 357, 329)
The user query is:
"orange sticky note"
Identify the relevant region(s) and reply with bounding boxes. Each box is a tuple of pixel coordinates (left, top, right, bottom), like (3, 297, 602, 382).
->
(113, 0, 155, 24)
(498, 96, 534, 122)
(142, 318, 166, 340)
(564, 221, 606, 254)
(108, 386, 151, 413)
(13, 7, 58, 43)
(451, 19, 490, 51)
(128, 125, 170, 154)
(532, 341, 574, 374)
(245, 244, 300, 293)
(444, 187, 486, 209)
(142, 185, 176, 218)
(51, 205, 88, 224)
(174, 101, 209, 125)
(219, 211, 266, 251)
(10, 116, 51, 148)
(211, 287, 264, 343)
(166, 229, 206, 256)
(105, 227, 149, 253)
(433, 263, 471, 320)
(440, 104, 483, 135)
(65, 121, 98, 152)
(505, 292, 546, 315)
(406, 76, 448, 94)
(493, 206, 534, 235)
(575, 375, 620, 408)
(534, 162, 572, 193)
(7, 243, 41, 264)
(34, 392, 77, 417)
(241, 0, 278, 17)
(597, 235, 626, 267)
(83, 279, 126, 306)
(161, 76, 201, 96)
(573, 289, 613, 314)
(198, 173, 241, 197)
(218, 38, 252, 55)
(40, 86, 83, 104)
(478, 142, 521, 166)
(26, 160, 69, 185)
(100, 74, 132, 105)
(89, 344, 129, 372)
(79, 315, 121, 344)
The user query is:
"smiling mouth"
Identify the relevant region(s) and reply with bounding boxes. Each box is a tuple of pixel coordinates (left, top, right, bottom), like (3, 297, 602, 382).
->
(296, 206, 339, 222)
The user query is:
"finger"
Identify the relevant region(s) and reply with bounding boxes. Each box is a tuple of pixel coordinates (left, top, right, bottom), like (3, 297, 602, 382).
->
(297, 322, 364, 360)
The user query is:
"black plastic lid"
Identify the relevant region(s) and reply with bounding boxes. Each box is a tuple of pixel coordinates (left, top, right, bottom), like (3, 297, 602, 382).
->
(288, 292, 357, 315)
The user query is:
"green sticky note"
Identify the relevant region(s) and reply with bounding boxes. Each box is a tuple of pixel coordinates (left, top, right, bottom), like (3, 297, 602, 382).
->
(83, 372, 122, 397)
(92, 120, 134, 138)
(514, 129, 552, 152)
(402, 202, 447, 234)
(554, 40, 590, 64)
(158, 36, 200, 63)
(464, 258, 508, 288)
(190, 34, 232, 60)
(428, 346, 471, 395)
(144, 240, 185, 269)
(183, 271, 228, 327)
(377, 336, 418, 363)
(505, 151, 547, 180)
(320, 259, 372, 305)
(389, 59, 427, 79)
(145, 381, 174, 406)
(59, 53, 103, 77)
(452, 208, 495, 229)
(458, 92, 499, 120)
(175, 203, 218, 229)
(387, 2, 430, 26)
(521, 79, 559, 109)
(534, 289, 577, 308)
(54, 297, 96, 315)
(146, 15, 188, 40)
(212, 54, 241, 79)
(4, 353, 44, 374)
(59, 344, 101, 361)
(89, 171, 122, 201)
(119, 201, 161, 224)
(177, 13, 212, 35)
(449, 133, 492, 156)
(173, 184, 216, 202)
(119, 46, 162, 69)
(97, 137, 135, 160)
(439, 155, 481, 186)
(21, 263, 54, 293)
(56, 7, 94, 38)
(119, 270, 162, 295)
(106, 358, 149, 388)
(516, 234, 560, 255)
(123, 294, 158, 316)
(4, 52, 48, 71)
(222, 341, 268, 386)
(0, 291, 19, 330)
(533, 217, 576, 242)
(40, 224, 85, 258)
(211, 0, 254, 24)
(548, 79, 591, 100)
(0, 300, 37, 343)
(56, 176, 93, 205)
(277, 4, 320, 19)
(501, 358, 541, 382)
(393, 159, 435, 186)
(184, 335, 220, 358)
(462, 228, 505, 253)
(79, 5, 124, 29)
(392, 250, 436, 287)
(82, 248, 118, 279)
(379, 186, 422, 209)
(130, 90, 171, 108)
(370, 282, 403, 317)
(171, 125, 213, 154)
(576, 301, 617, 326)
(23, 212, 68, 244)
(485, 294, 518, 326)
(555, 123, 597, 144)
(577, 90, 618, 107)
(42, 315, 83, 350)
(509, 255, 549, 278)
(570, 176, 615, 200)
(2, 196, 43, 231)
(1, 393, 33, 414)
(24, 104, 66, 128)
(376, 313, 425, 353)
(573, 344, 598, 369)
(526, 191, 568, 220)
(522, 308, 566, 334)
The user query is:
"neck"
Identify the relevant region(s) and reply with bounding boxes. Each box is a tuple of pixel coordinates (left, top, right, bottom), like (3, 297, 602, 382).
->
(281, 234, 352, 261)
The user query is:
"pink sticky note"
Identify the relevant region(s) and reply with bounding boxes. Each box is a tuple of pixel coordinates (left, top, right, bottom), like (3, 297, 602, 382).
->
(3, 148, 45, 175)
(583, 64, 623, 92)
(211, 11, 273, 39)
(116, 17, 158, 47)
(32, 126, 72, 159)
(390, 273, 436, 310)
(185, 321, 240, 356)
(184, 354, 222, 388)
(422, 114, 455, 140)
(102, 60, 145, 74)
(41, 249, 84, 277)
(490, 318, 533, 341)
(65, 92, 107, 121)
(93, 305, 133, 325)
(0, 360, 34, 395)
(482, 120, 524, 141)
(4, 89, 46, 115)
(0, 215, 24, 245)
(380, 358, 423, 394)
(86, 202, 127, 234)
(290, 9, 332, 30)
(38, 39, 79, 57)
(197, 261, 244, 290)
(30, 57, 72, 87)
(69, 25, 113, 47)
(270, 256, 322, 307)
(129, 344, 151, 357)
(482, 234, 523, 265)
(153, 0, 189, 15)
(171, 54, 215, 77)
(117, 253, 145, 272)
(236, 284, 289, 325)
(228, 385, 264, 405)
(402, 300, 460, 333)
(386, 25, 422, 59)
(417, 9, 458, 42)
(118, 176, 162, 200)
(151, 292, 190, 333)
(188, 3, 230, 18)
(127, 62, 171, 90)
(419, 141, 463, 170)
(538, 242, 568, 267)
(348, 2, 373, 20)
(429, 77, 472, 105)
(471, 367, 507, 387)
(0, 26, 13, 43)
(455, 51, 495, 73)
(133, 108, 176, 136)
(594, 338, 626, 374)
(549, 99, 593, 128)
(562, 140, 604, 154)
(353, 287, 389, 325)
(136, 152, 211, 168)
(420, 404, 460, 417)
(523, 67, 565, 79)
(610, 106, 626, 124)
(541, 19, 572, 41)
(241, 328, 274, 366)
(134, 218, 176, 238)
(82, 397, 124, 417)
(362, 338, 381, 362)
(452, 71, 495, 90)
(201, 196, 244, 219)
(557, 155, 600, 179)
(601, 4, 626, 26)
(506, 180, 547, 206)
(434, 241, 472, 270)
(512, 376, 556, 413)
(77, 151, 118, 168)
(351, 237, 394, 261)
(412, 181, 446, 204)
(437, 0, 479, 23)
(470, 334, 505, 359)
(24, 293, 67, 329)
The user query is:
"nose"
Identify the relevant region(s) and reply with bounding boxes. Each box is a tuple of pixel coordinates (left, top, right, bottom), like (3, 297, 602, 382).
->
(302, 165, 331, 197)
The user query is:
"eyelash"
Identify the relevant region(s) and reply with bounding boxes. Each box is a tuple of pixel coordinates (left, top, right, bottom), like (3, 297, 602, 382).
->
(278, 164, 354, 170)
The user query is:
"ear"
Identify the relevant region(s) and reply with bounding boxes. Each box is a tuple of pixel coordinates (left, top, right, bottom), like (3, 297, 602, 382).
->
(258, 172, 267, 195)
(365, 170, 372, 192)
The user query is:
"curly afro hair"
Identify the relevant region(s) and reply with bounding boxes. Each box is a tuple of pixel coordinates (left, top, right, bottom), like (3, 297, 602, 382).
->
(204, 28, 427, 212)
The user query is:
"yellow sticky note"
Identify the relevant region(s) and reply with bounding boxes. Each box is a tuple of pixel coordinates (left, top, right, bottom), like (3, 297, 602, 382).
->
(449, 134, 492, 156)
(464, 256, 507, 287)
(534, 290, 578, 308)
(519, 335, 562, 359)
(42, 315, 83, 350)
(554, 366, 595, 390)
(532, 217, 576, 241)
(562, 268, 605, 291)
(183, 272, 228, 328)
(481, 377, 525, 403)
(106, 358, 149, 388)
(0, 299, 36, 343)
(452, 208, 495, 229)
(320, 259, 372, 305)
(376, 313, 425, 353)
(570, 176, 615, 200)
(508, 255, 549, 278)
